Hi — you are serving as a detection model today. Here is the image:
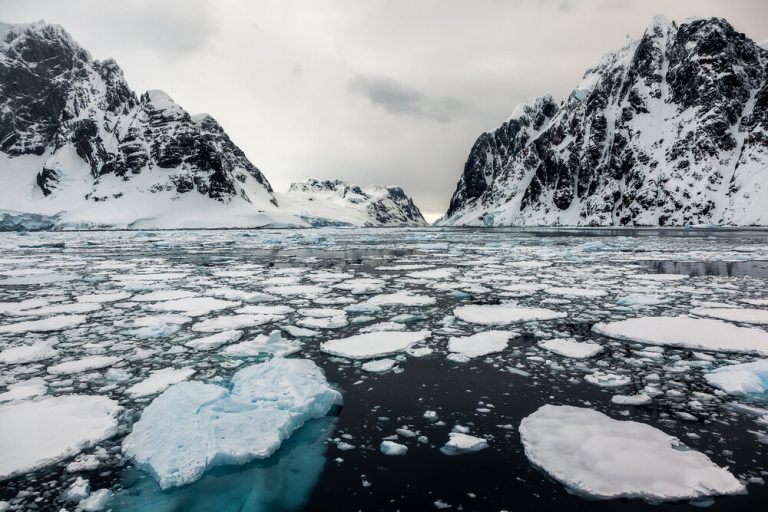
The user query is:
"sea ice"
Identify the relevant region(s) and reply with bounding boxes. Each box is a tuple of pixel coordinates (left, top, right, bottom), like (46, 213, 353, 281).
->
(366, 292, 436, 306)
(320, 330, 431, 359)
(544, 287, 607, 297)
(447, 330, 515, 359)
(539, 338, 603, 359)
(704, 359, 768, 395)
(191, 314, 279, 332)
(361, 358, 397, 373)
(691, 307, 768, 325)
(0, 395, 119, 480)
(122, 358, 341, 489)
(519, 405, 745, 501)
(0, 340, 58, 364)
(47, 356, 121, 375)
(125, 367, 196, 397)
(380, 440, 408, 455)
(0, 314, 86, 333)
(453, 305, 566, 325)
(593, 316, 768, 354)
(184, 330, 243, 351)
(222, 330, 302, 357)
(440, 433, 489, 455)
(147, 297, 237, 317)
(585, 371, 630, 387)
(0, 378, 47, 403)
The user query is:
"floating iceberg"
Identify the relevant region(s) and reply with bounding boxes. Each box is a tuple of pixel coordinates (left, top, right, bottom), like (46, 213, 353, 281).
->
(122, 358, 341, 489)
(519, 405, 745, 501)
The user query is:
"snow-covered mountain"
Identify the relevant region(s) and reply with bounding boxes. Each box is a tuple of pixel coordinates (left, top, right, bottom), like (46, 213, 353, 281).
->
(439, 16, 768, 227)
(0, 21, 424, 230)
(279, 179, 426, 227)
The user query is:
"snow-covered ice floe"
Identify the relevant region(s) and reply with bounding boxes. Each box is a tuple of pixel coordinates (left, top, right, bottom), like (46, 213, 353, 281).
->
(125, 367, 195, 397)
(0, 395, 119, 480)
(538, 338, 603, 359)
(519, 405, 745, 502)
(447, 330, 516, 361)
(320, 330, 431, 359)
(592, 316, 768, 355)
(122, 358, 341, 489)
(704, 359, 768, 395)
(453, 305, 566, 325)
(691, 307, 768, 325)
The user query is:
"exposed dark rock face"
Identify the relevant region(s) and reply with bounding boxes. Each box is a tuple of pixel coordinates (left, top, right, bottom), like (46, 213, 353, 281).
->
(287, 179, 427, 226)
(0, 21, 276, 206)
(440, 16, 768, 226)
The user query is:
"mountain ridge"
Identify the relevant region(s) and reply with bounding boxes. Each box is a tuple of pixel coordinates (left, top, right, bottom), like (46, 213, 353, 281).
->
(439, 15, 768, 227)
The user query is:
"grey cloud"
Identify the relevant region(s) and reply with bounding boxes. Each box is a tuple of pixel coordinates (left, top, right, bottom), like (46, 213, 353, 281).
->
(349, 74, 466, 123)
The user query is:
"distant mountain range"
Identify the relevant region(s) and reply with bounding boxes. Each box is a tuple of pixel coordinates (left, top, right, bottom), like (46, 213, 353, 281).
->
(0, 21, 425, 229)
(439, 16, 768, 227)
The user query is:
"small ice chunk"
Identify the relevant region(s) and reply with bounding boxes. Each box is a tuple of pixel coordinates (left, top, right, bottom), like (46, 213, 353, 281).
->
(440, 433, 489, 455)
(64, 476, 90, 502)
(704, 359, 768, 395)
(585, 371, 630, 387)
(611, 393, 652, 405)
(519, 405, 745, 501)
(78, 488, 113, 511)
(362, 359, 397, 373)
(380, 440, 408, 456)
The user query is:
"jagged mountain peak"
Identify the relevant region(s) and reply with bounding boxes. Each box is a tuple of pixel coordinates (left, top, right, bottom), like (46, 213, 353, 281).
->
(440, 15, 768, 227)
(283, 178, 426, 227)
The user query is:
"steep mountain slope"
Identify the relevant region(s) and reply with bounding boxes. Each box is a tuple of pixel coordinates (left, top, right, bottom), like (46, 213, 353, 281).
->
(439, 16, 768, 227)
(0, 21, 427, 230)
(0, 21, 299, 229)
(280, 179, 426, 227)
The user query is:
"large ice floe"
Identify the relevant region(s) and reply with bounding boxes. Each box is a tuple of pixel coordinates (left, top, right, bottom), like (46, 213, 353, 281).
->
(592, 316, 768, 355)
(320, 330, 431, 359)
(453, 305, 566, 325)
(538, 338, 603, 359)
(121, 358, 341, 489)
(705, 359, 768, 395)
(447, 330, 516, 361)
(519, 405, 745, 502)
(0, 395, 120, 480)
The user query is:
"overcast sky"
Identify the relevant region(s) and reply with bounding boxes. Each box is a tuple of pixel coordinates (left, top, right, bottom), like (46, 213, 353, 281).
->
(1, 0, 766, 221)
